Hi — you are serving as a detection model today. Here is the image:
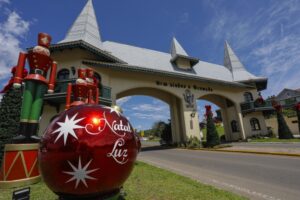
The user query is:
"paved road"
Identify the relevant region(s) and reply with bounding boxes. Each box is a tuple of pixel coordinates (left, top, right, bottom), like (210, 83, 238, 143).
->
(142, 141, 300, 149)
(138, 147, 300, 200)
(230, 142, 300, 149)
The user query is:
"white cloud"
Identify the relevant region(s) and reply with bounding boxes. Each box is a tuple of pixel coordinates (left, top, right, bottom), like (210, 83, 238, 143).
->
(0, 10, 30, 82)
(203, 0, 300, 96)
(132, 112, 169, 121)
(3, 11, 30, 35)
(0, 0, 9, 7)
(116, 96, 132, 106)
(129, 102, 169, 121)
(135, 125, 142, 130)
(131, 103, 168, 112)
(178, 12, 189, 24)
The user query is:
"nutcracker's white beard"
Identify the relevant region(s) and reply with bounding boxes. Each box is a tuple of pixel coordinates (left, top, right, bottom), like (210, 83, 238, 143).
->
(33, 45, 50, 56)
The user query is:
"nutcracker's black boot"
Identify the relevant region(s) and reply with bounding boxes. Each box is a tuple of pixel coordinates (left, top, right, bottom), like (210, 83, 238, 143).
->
(12, 122, 28, 143)
(28, 123, 41, 143)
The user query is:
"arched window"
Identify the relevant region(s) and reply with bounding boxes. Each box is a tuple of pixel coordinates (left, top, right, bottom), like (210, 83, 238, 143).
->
(57, 69, 70, 80)
(94, 72, 102, 87)
(231, 120, 239, 132)
(250, 118, 261, 131)
(244, 92, 253, 102)
(71, 66, 76, 76)
(94, 72, 101, 83)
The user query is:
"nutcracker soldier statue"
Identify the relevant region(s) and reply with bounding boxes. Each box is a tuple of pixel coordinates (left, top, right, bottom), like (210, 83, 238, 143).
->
(13, 33, 57, 143)
(86, 67, 99, 104)
(65, 68, 99, 110)
(0, 33, 56, 188)
(65, 68, 88, 109)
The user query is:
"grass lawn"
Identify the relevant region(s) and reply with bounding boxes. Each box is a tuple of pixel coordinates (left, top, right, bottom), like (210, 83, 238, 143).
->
(0, 162, 246, 200)
(250, 138, 300, 143)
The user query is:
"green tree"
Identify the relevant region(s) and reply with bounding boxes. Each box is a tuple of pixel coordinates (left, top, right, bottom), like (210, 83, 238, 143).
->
(0, 88, 23, 163)
(152, 121, 166, 137)
(274, 105, 293, 139)
(205, 105, 220, 147)
(297, 109, 300, 135)
(160, 120, 172, 144)
(296, 103, 300, 134)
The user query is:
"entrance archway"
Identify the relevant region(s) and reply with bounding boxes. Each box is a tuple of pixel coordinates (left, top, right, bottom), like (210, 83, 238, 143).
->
(198, 94, 244, 141)
(116, 95, 171, 143)
(116, 87, 184, 143)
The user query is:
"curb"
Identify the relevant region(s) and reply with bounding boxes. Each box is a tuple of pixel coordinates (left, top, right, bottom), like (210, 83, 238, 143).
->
(213, 149, 300, 157)
(237, 142, 300, 144)
(179, 148, 300, 157)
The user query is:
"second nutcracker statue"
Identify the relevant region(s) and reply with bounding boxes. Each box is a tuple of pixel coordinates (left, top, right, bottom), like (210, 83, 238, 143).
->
(13, 33, 57, 143)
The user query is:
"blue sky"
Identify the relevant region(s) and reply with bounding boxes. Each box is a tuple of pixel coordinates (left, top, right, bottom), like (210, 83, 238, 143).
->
(0, 0, 300, 130)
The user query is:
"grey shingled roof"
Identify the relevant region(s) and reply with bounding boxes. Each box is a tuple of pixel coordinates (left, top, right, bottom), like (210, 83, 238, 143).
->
(82, 60, 253, 89)
(102, 41, 234, 82)
(57, 0, 267, 86)
(59, 0, 102, 48)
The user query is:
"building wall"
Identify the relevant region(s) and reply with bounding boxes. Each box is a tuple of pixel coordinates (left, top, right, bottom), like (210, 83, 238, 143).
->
(38, 48, 268, 142)
(243, 112, 268, 137)
(226, 106, 240, 140)
(91, 65, 266, 141)
(39, 104, 64, 136)
(266, 116, 299, 135)
(51, 48, 100, 79)
(277, 89, 300, 101)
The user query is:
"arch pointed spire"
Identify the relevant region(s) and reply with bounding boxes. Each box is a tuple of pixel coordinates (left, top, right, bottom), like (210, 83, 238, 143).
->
(224, 40, 246, 73)
(224, 41, 267, 86)
(59, 0, 102, 48)
(170, 37, 199, 67)
(170, 37, 188, 57)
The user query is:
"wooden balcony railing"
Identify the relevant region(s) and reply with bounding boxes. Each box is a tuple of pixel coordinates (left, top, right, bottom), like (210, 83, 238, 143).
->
(44, 78, 112, 105)
(240, 95, 300, 113)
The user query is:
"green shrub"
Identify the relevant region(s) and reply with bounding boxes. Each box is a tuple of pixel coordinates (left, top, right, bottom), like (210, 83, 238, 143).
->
(206, 107, 220, 147)
(220, 135, 226, 143)
(186, 136, 201, 149)
(277, 110, 293, 139)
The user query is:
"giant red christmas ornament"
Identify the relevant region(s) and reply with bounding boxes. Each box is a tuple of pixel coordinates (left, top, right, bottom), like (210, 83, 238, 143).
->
(39, 104, 140, 199)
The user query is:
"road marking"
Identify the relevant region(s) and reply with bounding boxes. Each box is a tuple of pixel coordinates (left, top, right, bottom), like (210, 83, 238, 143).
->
(211, 179, 281, 200)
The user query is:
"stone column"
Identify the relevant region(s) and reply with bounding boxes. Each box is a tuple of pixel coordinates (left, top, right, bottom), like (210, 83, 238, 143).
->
(180, 97, 201, 142)
(170, 96, 181, 143)
(236, 105, 246, 140)
(220, 107, 231, 141)
(111, 93, 117, 106)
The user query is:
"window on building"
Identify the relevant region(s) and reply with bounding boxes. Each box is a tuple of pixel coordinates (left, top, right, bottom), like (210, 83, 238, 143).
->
(57, 69, 70, 80)
(71, 66, 76, 75)
(250, 118, 261, 131)
(94, 72, 101, 82)
(94, 72, 102, 87)
(244, 92, 253, 102)
(231, 120, 239, 132)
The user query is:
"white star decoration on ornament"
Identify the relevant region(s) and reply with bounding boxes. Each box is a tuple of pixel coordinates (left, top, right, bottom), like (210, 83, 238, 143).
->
(52, 113, 85, 146)
(63, 157, 99, 189)
(105, 106, 121, 116)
